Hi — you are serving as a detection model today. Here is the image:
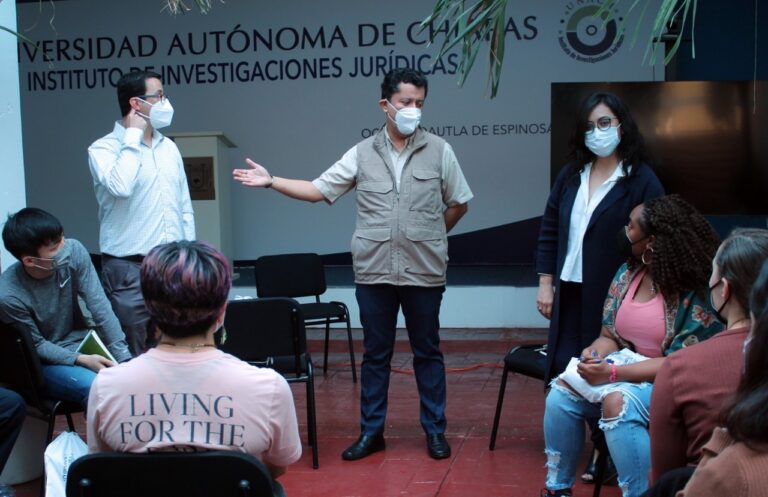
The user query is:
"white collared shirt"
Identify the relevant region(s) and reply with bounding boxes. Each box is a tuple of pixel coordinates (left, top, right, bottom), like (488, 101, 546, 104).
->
(560, 162, 628, 283)
(88, 121, 195, 257)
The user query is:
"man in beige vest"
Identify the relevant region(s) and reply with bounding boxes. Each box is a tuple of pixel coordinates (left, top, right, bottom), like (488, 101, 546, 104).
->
(233, 68, 473, 462)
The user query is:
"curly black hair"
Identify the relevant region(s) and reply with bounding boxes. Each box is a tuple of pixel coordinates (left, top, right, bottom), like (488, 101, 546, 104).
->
(634, 194, 720, 300)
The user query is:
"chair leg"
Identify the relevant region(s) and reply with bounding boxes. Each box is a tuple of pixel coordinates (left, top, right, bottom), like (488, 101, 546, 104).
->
(323, 320, 331, 375)
(66, 412, 76, 432)
(345, 315, 357, 383)
(306, 361, 319, 469)
(489, 364, 510, 450)
(592, 441, 609, 497)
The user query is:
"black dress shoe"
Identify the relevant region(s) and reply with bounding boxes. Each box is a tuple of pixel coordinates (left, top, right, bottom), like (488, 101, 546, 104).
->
(426, 433, 451, 459)
(341, 434, 385, 461)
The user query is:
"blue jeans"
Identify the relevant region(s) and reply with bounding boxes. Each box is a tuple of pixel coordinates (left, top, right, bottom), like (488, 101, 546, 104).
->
(356, 284, 446, 435)
(543, 380, 653, 497)
(41, 364, 97, 409)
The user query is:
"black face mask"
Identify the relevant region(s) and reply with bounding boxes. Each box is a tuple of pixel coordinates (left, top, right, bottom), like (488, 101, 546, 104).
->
(616, 226, 646, 259)
(709, 280, 729, 324)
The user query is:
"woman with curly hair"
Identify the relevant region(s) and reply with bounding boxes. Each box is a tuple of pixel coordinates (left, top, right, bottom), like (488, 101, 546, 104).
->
(540, 194, 724, 497)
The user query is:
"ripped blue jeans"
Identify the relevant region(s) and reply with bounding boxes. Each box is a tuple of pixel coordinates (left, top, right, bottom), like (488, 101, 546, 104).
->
(543, 380, 653, 497)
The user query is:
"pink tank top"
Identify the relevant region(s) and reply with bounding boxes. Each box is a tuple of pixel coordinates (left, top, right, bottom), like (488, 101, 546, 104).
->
(614, 269, 666, 358)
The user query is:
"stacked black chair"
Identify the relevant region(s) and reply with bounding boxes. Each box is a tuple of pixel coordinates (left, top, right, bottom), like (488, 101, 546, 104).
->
(221, 297, 319, 469)
(252, 253, 357, 382)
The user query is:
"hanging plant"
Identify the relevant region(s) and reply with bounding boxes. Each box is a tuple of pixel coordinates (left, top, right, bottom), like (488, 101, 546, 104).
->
(421, 0, 699, 98)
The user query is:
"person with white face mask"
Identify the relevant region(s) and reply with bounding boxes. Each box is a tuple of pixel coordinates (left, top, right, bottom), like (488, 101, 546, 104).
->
(233, 68, 473, 463)
(0, 208, 132, 409)
(535, 92, 665, 493)
(88, 70, 195, 356)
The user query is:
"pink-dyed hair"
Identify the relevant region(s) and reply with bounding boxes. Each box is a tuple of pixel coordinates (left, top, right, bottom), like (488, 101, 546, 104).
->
(140, 241, 232, 338)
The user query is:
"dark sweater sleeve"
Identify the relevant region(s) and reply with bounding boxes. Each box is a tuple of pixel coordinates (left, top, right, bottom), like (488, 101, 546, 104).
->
(0, 297, 79, 364)
(71, 241, 132, 362)
(650, 355, 689, 483)
(535, 166, 571, 276)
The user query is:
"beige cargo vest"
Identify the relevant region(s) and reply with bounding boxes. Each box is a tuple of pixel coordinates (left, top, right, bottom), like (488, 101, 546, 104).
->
(351, 127, 448, 287)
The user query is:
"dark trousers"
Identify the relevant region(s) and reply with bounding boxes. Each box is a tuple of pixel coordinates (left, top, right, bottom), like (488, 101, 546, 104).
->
(100, 256, 150, 356)
(0, 388, 26, 472)
(355, 284, 447, 436)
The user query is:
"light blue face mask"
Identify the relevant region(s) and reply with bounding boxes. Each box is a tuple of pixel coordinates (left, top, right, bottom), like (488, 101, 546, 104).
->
(585, 124, 621, 157)
(387, 101, 421, 135)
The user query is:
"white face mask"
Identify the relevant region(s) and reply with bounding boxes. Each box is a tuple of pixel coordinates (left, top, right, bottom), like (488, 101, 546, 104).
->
(387, 101, 421, 135)
(138, 98, 174, 129)
(585, 124, 621, 157)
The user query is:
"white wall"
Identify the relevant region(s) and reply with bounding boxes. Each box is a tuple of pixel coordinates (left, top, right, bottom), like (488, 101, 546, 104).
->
(0, 0, 27, 271)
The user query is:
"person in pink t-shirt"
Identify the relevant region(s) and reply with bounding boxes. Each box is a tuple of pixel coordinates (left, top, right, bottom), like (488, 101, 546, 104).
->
(87, 241, 301, 496)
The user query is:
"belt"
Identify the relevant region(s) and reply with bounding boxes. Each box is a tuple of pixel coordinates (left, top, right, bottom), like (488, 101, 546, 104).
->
(103, 253, 145, 264)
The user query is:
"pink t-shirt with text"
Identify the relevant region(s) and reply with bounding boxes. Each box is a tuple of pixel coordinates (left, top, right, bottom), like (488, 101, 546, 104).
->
(86, 348, 302, 468)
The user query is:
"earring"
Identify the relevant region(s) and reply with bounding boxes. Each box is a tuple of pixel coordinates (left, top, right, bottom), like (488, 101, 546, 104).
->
(641, 246, 654, 265)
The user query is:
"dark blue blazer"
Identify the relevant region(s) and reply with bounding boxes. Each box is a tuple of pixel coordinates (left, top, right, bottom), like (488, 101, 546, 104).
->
(536, 162, 664, 381)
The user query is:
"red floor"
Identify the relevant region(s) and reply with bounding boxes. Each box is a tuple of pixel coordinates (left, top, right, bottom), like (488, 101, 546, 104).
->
(13, 329, 620, 497)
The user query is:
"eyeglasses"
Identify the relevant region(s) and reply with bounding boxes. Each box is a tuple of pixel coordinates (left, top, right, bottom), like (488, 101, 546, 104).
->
(137, 92, 167, 103)
(586, 116, 619, 134)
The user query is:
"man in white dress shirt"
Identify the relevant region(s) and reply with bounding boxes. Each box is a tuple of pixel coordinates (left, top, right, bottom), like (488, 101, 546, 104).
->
(88, 70, 195, 355)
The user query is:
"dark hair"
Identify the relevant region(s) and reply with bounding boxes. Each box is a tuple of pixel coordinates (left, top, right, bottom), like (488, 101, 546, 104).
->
(723, 260, 768, 449)
(380, 68, 428, 101)
(2, 208, 63, 260)
(634, 194, 720, 299)
(140, 241, 232, 338)
(568, 92, 652, 176)
(117, 70, 162, 117)
(715, 228, 768, 313)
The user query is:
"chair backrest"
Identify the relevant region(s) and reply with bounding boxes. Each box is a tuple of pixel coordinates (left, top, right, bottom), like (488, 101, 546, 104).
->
(254, 253, 326, 299)
(0, 321, 47, 410)
(221, 298, 308, 377)
(65, 451, 275, 497)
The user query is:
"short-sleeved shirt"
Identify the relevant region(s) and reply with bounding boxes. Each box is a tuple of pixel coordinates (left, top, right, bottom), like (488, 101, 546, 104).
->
(312, 129, 473, 207)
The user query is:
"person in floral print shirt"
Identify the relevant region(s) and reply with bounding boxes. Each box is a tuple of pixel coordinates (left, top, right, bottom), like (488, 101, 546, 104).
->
(541, 195, 723, 497)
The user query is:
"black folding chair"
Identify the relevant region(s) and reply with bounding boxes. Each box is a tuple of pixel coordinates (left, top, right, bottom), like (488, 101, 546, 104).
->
(251, 253, 357, 382)
(66, 451, 276, 497)
(0, 321, 83, 497)
(221, 297, 319, 469)
(490, 343, 609, 497)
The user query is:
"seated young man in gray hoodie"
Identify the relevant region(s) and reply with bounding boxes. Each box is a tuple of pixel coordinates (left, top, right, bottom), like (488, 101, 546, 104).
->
(0, 208, 131, 408)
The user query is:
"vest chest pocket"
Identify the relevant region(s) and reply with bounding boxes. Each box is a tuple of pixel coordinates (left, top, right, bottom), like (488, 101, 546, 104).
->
(409, 169, 441, 213)
(357, 180, 394, 213)
(352, 228, 392, 276)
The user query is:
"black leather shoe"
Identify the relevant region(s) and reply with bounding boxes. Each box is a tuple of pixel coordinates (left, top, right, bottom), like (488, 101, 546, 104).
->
(341, 434, 385, 461)
(426, 433, 451, 459)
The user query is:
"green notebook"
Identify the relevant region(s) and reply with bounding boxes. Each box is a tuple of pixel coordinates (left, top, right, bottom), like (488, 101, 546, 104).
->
(76, 329, 117, 363)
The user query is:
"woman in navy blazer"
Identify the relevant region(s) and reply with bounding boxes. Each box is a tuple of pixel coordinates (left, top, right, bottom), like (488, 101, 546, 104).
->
(536, 92, 664, 385)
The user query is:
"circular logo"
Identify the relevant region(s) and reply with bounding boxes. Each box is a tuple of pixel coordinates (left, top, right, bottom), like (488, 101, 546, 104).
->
(558, 4, 624, 63)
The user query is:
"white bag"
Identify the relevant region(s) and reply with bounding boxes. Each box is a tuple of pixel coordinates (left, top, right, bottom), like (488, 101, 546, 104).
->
(559, 348, 649, 403)
(44, 431, 87, 497)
